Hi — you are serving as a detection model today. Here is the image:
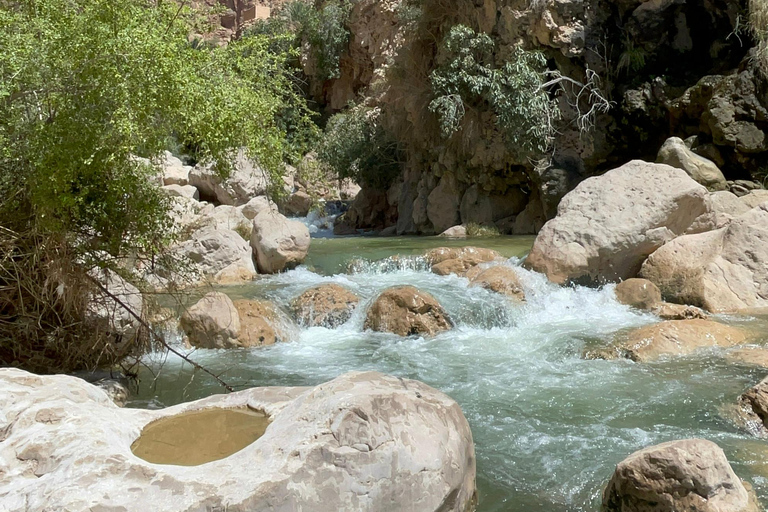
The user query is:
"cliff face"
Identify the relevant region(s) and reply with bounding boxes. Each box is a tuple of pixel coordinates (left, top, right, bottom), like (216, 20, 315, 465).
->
(310, 0, 766, 234)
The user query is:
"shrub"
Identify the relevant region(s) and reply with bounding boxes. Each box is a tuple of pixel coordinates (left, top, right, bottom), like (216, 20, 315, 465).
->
(317, 105, 403, 189)
(429, 25, 559, 158)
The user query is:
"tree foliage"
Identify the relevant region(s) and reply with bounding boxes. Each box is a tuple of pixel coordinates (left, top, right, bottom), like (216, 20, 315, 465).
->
(429, 25, 559, 158)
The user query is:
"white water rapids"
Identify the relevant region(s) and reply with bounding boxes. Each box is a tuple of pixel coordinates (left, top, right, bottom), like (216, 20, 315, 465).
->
(131, 238, 768, 511)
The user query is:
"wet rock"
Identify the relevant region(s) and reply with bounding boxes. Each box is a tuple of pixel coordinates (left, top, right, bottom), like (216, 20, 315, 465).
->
(602, 439, 759, 512)
(614, 278, 661, 310)
(189, 149, 269, 206)
(650, 302, 708, 320)
(233, 299, 291, 346)
(739, 377, 768, 434)
(291, 284, 360, 328)
(172, 226, 257, 285)
(440, 225, 467, 238)
(604, 319, 749, 362)
(657, 137, 727, 191)
(180, 292, 241, 349)
(426, 246, 503, 276)
(726, 348, 768, 369)
(250, 210, 310, 274)
(640, 204, 768, 313)
(524, 160, 708, 285)
(364, 286, 453, 336)
(468, 265, 525, 301)
(0, 369, 476, 512)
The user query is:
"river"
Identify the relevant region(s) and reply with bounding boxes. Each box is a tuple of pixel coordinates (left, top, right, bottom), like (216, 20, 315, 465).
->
(128, 235, 768, 511)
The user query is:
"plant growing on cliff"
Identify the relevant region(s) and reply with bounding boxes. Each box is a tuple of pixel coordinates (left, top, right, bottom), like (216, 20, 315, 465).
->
(749, 0, 768, 73)
(429, 25, 559, 157)
(0, 0, 312, 372)
(317, 105, 403, 189)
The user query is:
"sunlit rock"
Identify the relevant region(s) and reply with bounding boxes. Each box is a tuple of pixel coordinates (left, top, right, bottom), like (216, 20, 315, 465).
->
(250, 210, 310, 274)
(426, 246, 503, 276)
(0, 369, 476, 512)
(291, 284, 360, 328)
(467, 265, 525, 301)
(614, 278, 661, 310)
(364, 285, 453, 336)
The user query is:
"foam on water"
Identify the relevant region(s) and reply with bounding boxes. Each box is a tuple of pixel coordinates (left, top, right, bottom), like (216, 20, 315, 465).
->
(132, 254, 768, 511)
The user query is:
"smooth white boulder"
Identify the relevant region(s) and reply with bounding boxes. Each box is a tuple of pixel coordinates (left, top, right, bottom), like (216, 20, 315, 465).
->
(160, 151, 192, 186)
(172, 226, 257, 285)
(524, 160, 709, 284)
(0, 369, 477, 512)
(161, 184, 199, 200)
(189, 149, 269, 206)
(250, 210, 310, 273)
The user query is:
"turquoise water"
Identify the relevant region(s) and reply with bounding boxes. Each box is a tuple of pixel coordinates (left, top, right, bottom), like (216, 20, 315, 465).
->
(130, 236, 768, 511)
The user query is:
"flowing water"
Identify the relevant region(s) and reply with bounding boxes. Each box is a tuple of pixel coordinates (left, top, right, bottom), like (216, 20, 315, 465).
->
(130, 235, 768, 511)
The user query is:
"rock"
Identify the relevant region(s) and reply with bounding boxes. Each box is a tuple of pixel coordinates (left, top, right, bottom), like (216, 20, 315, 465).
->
(650, 302, 709, 320)
(283, 190, 313, 216)
(172, 227, 257, 285)
(339, 178, 361, 200)
(740, 190, 768, 209)
(233, 299, 291, 346)
(189, 149, 269, 206)
(160, 151, 192, 186)
(440, 225, 467, 238)
(86, 268, 143, 339)
(239, 196, 277, 220)
(291, 284, 360, 328)
(364, 286, 453, 336)
(691, 190, 752, 231)
(206, 205, 252, 237)
(379, 225, 397, 236)
(161, 184, 199, 200)
(739, 377, 768, 437)
(427, 175, 462, 234)
(0, 369, 476, 512)
(657, 137, 727, 191)
(512, 196, 546, 235)
(180, 292, 241, 349)
(468, 265, 525, 301)
(640, 205, 768, 313)
(726, 348, 768, 369)
(607, 319, 749, 362)
(93, 379, 129, 407)
(524, 160, 709, 285)
(614, 278, 661, 310)
(167, 195, 214, 235)
(250, 210, 310, 274)
(426, 246, 503, 276)
(602, 439, 759, 512)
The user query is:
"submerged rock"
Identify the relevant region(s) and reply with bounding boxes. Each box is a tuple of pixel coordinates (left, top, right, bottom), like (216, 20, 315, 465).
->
(467, 265, 525, 301)
(599, 319, 749, 362)
(602, 439, 759, 512)
(250, 210, 310, 274)
(233, 299, 292, 346)
(364, 286, 453, 336)
(650, 302, 709, 320)
(0, 369, 476, 512)
(426, 246, 503, 276)
(291, 284, 360, 328)
(614, 278, 661, 310)
(524, 160, 709, 284)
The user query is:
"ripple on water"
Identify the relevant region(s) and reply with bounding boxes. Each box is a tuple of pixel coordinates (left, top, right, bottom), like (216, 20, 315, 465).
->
(132, 242, 768, 512)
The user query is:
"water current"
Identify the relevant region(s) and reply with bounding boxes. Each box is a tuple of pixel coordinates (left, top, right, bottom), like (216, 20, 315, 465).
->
(129, 235, 768, 511)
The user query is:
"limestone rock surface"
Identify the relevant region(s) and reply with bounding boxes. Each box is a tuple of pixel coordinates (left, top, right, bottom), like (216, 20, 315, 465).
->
(614, 278, 661, 310)
(179, 292, 240, 349)
(467, 265, 525, 301)
(0, 369, 476, 512)
(291, 284, 360, 328)
(426, 246, 503, 276)
(524, 160, 709, 284)
(602, 439, 759, 512)
(251, 210, 310, 274)
(657, 137, 727, 190)
(189, 149, 269, 206)
(173, 226, 257, 285)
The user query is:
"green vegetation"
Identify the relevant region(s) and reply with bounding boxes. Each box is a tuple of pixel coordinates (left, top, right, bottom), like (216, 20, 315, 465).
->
(429, 25, 559, 157)
(250, 0, 351, 81)
(0, 0, 315, 371)
(317, 105, 403, 189)
(750, 0, 768, 73)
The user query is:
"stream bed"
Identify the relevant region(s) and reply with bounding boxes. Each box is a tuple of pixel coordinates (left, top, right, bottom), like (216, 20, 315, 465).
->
(129, 235, 768, 511)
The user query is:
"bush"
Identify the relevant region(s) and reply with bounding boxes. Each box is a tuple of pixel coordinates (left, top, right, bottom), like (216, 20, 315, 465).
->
(317, 105, 403, 189)
(429, 25, 559, 158)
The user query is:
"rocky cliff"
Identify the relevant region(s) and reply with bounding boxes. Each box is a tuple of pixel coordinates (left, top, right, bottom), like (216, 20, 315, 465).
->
(303, 0, 767, 234)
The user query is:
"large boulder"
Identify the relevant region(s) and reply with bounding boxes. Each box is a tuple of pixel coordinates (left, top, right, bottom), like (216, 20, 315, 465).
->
(657, 137, 727, 191)
(172, 227, 257, 285)
(467, 265, 526, 301)
(233, 299, 292, 346)
(640, 204, 768, 312)
(239, 196, 277, 220)
(161, 184, 199, 200)
(179, 292, 240, 348)
(427, 174, 462, 234)
(426, 246, 503, 276)
(86, 268, 143, 338)
(364, 286, 453, 336)
(524, 160, 709, 284)
(283, 190, 313, 217)
(205, 205, 252, 237)
(250, 210, 311, 274)
(599, 319, 749, 362)
(0, 369, 476, 512)
(614, 278, 661, 310)
(160, 150, 192, 186)
(602, 439, 759, 512)
(189, 149, 269, 206)
(291, 284, 360, 328)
